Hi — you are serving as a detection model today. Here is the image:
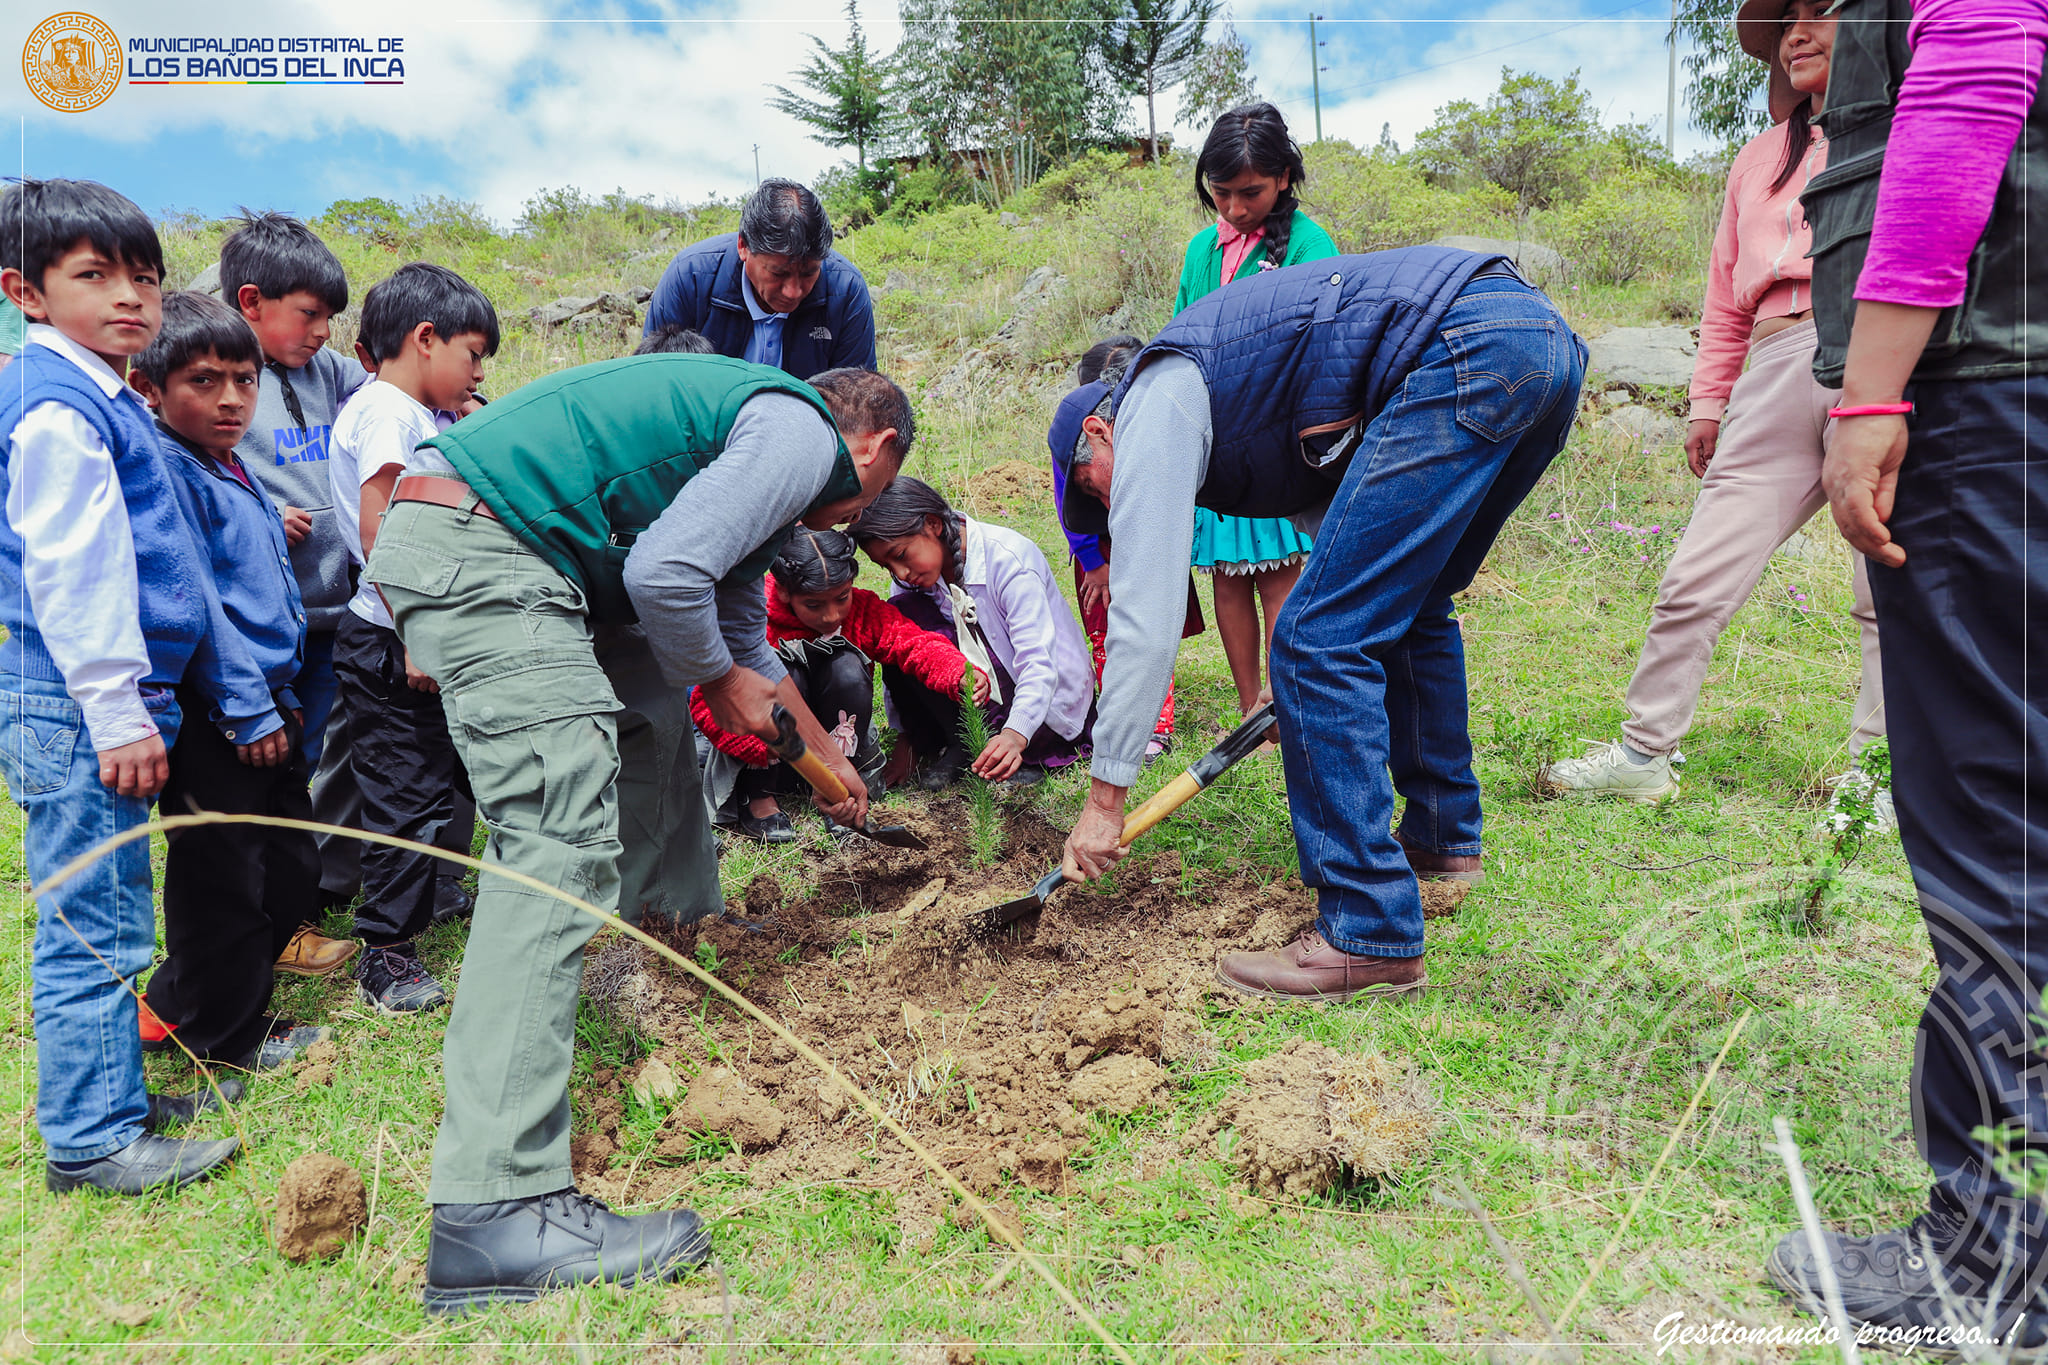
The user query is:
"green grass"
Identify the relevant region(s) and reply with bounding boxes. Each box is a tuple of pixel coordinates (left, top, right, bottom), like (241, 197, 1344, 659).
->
(0, 168, 1937, 1360)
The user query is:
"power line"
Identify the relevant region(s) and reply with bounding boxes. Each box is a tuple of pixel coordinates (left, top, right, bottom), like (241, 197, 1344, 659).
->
(1311, 0, 1663, 102)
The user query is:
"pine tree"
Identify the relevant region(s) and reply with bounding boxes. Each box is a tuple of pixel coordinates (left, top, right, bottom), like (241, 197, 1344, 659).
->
(767, 1, 893, 171)
(1107, 0, 1219, 162)
(1175, 11, 1259, 131)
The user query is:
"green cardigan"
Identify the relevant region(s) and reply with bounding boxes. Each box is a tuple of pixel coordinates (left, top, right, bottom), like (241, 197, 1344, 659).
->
(1172, 208, 1339, 315)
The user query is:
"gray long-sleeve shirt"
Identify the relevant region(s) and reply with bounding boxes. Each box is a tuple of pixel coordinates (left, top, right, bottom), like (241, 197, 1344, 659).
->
(1095, 354, 1216, 788)
(621, 392, 841, 689)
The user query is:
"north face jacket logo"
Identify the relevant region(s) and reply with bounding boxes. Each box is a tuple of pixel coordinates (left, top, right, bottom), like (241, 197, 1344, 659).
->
(809, 326, 832, 341)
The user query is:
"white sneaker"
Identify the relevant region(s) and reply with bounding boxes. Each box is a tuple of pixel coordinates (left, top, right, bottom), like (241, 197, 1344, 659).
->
(1541, 739, 1679, 802)
(1823, 771, 1896, 835)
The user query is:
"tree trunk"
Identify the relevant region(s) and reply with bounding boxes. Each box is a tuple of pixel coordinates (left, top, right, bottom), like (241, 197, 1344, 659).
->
(1146, 68, 1158, 162)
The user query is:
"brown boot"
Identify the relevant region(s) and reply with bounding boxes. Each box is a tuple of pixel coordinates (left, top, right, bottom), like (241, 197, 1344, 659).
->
(276, 924, 360, 978)
(1396, 831, 1483, 884)
(1216, 931, 1426, 1002)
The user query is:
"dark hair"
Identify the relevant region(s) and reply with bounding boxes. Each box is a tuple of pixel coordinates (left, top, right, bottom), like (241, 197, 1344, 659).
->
(356, 262, 501, 364)
(809, 368, 916, 464)
(218, 210, 348, 313)
(634, 325, 717, 355)
(135, 291, 263, 387)
(1076, 334, 1144, 387)
(850, 476, 963, 586)
(1195, 103, 1309, 268)
(0, 178, 163, 292)
(738, 178, 833, 261)
(1769, 100, 1816, 195)
(772, 526, 859, 594)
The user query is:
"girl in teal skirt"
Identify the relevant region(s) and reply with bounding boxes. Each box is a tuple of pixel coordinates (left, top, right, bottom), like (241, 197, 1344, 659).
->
(1175, 103, 1337, 713)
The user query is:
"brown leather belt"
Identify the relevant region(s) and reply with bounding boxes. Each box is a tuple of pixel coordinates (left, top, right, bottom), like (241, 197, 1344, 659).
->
(391, 474, 498, 521)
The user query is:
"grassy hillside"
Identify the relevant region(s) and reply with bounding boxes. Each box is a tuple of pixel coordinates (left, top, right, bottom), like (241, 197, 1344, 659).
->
(0, 147, 1930, 1362)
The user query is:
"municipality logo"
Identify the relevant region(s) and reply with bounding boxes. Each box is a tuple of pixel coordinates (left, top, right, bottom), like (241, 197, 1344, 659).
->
(23, 12, 121, 112)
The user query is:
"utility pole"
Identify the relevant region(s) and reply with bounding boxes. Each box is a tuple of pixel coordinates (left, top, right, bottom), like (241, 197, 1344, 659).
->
(1665, 0, 1678, 154)
(753, 144, 762, 186)
(1309, 13, 1325, 143)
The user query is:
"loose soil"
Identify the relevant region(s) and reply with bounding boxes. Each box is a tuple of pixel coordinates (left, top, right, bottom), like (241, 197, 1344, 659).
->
(273, 1152, 367, 1263)
(573, 801, 1452, 1210)
(963, 459, 1053, 516)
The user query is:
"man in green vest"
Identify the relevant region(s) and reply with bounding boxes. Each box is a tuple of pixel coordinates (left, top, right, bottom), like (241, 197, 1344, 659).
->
(1773, 0, 2048, 1347)
(364, 355, 912, 1314)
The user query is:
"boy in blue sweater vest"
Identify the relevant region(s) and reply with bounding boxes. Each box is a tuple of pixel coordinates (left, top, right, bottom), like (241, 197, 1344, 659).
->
(0, 180, 240, 1195)
(130, 292, 346, 1073)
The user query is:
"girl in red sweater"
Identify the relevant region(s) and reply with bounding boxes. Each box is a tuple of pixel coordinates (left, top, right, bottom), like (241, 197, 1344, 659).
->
(691, 527, 986, 841)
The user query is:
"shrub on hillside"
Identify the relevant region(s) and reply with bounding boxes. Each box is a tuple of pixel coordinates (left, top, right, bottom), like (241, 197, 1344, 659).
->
(1306, 144, 1482, 251)
(882, 164, 976, 222)
(817, 163, 896, 229)
(1547, 177, 1692, 285)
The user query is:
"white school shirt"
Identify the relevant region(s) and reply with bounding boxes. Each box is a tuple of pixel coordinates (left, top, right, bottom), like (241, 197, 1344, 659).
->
(332, 379, 455, 629)
(894, 515, 1094, 741)
(4, 324, 155, 749)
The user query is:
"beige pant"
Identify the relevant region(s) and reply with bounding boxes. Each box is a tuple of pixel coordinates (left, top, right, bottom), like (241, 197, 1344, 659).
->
(1622, 319, 1885, 758)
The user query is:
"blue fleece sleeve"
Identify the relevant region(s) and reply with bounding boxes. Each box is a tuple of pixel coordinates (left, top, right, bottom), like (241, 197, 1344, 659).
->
(167, 458, 283, 744)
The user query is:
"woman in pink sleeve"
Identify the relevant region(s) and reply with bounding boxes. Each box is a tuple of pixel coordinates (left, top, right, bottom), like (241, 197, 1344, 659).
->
(1546, 0, 1887, 821)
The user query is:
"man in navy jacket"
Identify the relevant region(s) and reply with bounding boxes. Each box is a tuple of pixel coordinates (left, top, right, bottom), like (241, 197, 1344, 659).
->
(643, 179, 876, 379)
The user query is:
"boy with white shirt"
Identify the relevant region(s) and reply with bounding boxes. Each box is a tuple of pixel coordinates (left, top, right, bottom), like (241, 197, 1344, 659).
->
(329, 263, 498, 1014)
(0, 179, 240, 1195)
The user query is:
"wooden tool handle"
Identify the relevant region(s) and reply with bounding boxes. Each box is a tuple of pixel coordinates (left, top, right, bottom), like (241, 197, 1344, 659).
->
(768, 703, 850, 803)
(1119, 771, 1202, 844)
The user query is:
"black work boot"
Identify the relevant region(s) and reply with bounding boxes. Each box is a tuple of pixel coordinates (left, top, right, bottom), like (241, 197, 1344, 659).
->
(46, 1132, 240, 1195)
(1767, 1223, 2047, 1357)
(423, 1188, 711, 1315)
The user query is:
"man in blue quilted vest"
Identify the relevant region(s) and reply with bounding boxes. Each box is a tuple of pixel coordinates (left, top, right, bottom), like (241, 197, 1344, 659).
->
(1052, 249, 1585, 1000)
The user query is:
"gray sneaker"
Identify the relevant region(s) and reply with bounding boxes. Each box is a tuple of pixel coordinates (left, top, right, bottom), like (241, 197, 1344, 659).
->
(1541, 739, 1679, 802)
(231, 1023, 332, 1073)
(355, 944, 449, 1015)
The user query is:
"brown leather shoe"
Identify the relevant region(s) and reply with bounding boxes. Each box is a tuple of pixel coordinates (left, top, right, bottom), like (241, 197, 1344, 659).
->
(1396, 831, 1483, 884)
(1216, 930, 1426, 1002)
(276, 924, 360, 978)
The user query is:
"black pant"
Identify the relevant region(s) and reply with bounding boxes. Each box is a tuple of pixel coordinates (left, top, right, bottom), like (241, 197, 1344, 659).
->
(146, 685, 317, 1062)
(1876, 373, 2048, 1310)
(334, 613, 470, 946)
(737, 641, 883, 802)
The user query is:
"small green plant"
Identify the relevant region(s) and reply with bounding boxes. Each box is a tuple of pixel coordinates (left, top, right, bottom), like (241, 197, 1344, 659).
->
(694, 939, 723, 977)
(1779, 738, 1892, 932)
(957, 668, 1003, 866)
(1491, 709, 1573, 796)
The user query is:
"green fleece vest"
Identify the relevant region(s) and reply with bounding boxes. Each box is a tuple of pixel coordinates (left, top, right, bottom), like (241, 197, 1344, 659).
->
(426, 354, 858, 624)
(1802, 0, 2048, 384)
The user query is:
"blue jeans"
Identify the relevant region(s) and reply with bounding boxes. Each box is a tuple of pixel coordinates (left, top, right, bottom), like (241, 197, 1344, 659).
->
(0, 677, 181, 1160)
(294, 628, 339, 769)
(1271, 274, 1585, 957)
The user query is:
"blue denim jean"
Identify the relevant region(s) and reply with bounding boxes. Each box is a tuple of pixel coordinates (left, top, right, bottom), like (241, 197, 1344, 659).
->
(0, 676, 181, 1160)
(294, 628, 338, 769)
(1271, 274, 1585, 957)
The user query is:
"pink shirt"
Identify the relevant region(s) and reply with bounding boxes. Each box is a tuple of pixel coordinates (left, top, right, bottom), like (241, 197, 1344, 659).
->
(1856, 0, 2048, 308)
(1689, 119, 1830, 422)
(1216, 219, 1265, 285)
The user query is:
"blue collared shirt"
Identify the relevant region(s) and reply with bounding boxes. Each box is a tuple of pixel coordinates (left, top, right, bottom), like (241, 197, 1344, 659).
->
(739, 270, 787, 371)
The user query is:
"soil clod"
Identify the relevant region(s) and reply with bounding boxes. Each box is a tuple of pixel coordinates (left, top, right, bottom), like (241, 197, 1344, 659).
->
(274, 1152, 367, 1263)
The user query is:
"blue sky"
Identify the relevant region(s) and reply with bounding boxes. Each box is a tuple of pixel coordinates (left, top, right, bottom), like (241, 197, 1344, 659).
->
(7, 0, 1744, 226)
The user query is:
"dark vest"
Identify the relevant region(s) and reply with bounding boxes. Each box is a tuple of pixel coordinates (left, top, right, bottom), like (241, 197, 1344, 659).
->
(428, 355, 859, 624)
(1803, 0, 2048, 383)
(1118, 249, 1497, 519)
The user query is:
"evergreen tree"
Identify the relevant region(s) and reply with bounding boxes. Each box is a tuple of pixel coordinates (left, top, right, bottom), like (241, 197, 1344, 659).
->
(768, 1, 893, 171)
(1107, 0, 1219, 162)
(1176, 10, 1258, 130)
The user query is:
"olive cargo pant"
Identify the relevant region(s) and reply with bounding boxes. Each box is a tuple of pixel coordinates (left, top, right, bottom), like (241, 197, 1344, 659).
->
(369, 498, 720, 1203)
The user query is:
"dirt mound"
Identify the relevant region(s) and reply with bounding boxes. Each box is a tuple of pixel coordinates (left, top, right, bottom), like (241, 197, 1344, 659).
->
(293, 1039, 339, 1093)
(567, 801, 1428, 1206)
(1207, 1038, 1436, 1200)
(965, 459, 1053, 515)
(274, 1153, 367, 1262)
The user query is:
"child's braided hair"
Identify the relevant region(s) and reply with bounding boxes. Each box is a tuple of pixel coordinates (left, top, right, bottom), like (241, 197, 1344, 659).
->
(850, 476, 965, 587)
(1195, 103, 1308, 268)
(772, 526, 859, 593)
